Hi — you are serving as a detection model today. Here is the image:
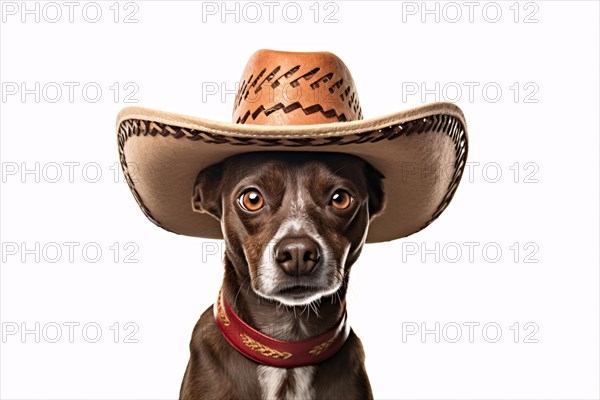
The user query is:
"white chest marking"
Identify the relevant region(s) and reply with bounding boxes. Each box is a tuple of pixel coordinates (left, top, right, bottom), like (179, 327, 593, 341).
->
(257, 365, 316, 400)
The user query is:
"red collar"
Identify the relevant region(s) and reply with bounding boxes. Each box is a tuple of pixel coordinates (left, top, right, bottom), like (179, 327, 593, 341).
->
(213, 289, 350, 368)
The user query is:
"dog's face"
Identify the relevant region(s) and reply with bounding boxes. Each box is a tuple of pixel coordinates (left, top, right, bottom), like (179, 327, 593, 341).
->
(192, 152, 384, 306)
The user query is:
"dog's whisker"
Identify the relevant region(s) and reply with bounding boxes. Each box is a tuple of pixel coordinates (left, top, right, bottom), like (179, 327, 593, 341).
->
(309, 302, 319, 320)
(298, 304, 306, 317)
(234, 277, 250, 308)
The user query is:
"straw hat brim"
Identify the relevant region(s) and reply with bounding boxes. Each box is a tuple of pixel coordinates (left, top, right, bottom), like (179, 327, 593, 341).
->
(117, 102, 468, 243)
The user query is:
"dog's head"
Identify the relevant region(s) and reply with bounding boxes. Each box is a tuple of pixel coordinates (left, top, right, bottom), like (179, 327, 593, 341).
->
(192, 152, 385, 306)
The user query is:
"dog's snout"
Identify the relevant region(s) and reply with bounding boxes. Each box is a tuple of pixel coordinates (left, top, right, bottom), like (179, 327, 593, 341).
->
(275, 237, 321, 276)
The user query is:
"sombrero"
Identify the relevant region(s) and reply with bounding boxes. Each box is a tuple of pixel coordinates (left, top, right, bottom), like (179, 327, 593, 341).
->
(116, 49, 468, 243)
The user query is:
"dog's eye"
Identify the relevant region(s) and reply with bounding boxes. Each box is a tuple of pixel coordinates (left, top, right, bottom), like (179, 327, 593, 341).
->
(331, 190, 353, 210)
(239, 190, 264, 212)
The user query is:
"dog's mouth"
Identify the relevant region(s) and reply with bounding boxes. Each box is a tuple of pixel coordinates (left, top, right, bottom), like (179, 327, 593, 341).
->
(271, 284, 326, 305)
(277, 285, 315, 297)
(255, 280, 342, 307)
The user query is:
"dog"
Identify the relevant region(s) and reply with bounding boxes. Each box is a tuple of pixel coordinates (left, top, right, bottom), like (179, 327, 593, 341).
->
(116, 49, 468, 399)
(179, 151, 385, 400)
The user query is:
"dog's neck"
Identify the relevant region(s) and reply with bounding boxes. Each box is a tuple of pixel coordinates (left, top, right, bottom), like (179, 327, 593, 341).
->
(220, 256, 347, 342)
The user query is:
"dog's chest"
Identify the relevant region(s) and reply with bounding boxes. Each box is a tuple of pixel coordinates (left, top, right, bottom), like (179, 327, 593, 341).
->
(257, 365, 315, 400)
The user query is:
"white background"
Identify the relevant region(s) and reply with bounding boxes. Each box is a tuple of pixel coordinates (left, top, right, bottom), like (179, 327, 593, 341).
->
(1, 1, 599, 399)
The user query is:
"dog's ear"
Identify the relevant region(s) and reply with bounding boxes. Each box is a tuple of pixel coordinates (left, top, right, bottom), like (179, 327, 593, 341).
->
(192, 163, 224, 220)
(364, 162, 386, 218)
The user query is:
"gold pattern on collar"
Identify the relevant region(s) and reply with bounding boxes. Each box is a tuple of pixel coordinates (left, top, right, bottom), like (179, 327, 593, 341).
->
(217, 290, 230, 326)
(239, 333, 293, 360)
(309, 335, 337, 356)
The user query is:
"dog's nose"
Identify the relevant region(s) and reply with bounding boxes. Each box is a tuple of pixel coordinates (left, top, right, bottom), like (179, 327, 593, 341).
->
(275, 237, 321, 276)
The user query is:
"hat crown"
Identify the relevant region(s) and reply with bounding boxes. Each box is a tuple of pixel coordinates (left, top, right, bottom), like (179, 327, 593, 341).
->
(233, 50, 362, 126)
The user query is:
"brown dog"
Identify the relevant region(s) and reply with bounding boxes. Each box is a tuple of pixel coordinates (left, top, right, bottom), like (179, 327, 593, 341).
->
(180, 151, 384, 400)
(116, 49, 467, 399)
